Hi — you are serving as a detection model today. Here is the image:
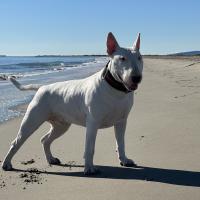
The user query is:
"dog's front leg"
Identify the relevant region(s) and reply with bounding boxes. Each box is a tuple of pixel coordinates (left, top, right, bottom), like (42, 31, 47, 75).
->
(114, 120, 136, 167)
(84, 119, 99, 175)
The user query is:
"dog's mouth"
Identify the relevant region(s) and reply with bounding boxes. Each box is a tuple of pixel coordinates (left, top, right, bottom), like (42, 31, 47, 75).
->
(129, 76, 142, 91)
(117, 74, 139, 91)
(129, 83, 138, 91)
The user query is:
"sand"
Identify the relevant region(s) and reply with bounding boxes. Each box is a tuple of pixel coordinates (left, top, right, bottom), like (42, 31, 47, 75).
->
(0, 57, 200, 200)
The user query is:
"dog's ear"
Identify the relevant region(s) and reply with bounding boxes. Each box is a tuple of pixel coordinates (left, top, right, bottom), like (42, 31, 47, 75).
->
(107, 32, 119, 55)
(133, 33, 140, 51)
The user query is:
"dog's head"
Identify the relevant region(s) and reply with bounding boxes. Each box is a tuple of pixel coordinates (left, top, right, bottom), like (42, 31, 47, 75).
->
(107, 32, 143, 91)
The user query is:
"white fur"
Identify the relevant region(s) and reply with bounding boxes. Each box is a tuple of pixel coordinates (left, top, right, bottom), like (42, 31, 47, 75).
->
(2, 33, 143, 175)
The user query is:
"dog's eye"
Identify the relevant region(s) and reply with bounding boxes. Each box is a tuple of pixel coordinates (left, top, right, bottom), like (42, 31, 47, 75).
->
(119, 56, 126, 61)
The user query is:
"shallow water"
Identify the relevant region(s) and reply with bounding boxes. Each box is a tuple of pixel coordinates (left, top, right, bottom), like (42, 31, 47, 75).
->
(0, 56, 108, 123)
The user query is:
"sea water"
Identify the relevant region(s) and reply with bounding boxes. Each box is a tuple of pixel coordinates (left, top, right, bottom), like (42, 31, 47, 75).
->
(0, 56, 108, 123)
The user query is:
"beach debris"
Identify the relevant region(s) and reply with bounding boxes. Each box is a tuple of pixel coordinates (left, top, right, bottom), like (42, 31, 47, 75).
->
(0, 180, 6, 188)
(67, 161, 76, 170)
(27, 168, 41, 174)
(61, 161, 83, 170)
(19, 168, 43, 185)
(140, 135, 145, 140)
(21, 159, 35, 165)
(0, 174, 6, 189)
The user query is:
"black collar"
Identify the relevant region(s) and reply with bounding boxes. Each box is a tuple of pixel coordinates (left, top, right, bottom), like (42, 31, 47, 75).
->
(102, 61, 131, 93)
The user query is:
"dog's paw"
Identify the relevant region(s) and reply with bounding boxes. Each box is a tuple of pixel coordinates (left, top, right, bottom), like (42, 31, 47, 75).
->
(48, 157, 61, 165)
(120, 158, 137, 167)
(84, 166, 100, 176)
(2, 162, 13, 171)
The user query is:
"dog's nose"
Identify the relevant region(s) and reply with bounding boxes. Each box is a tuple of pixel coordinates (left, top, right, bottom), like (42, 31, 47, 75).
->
(132, 75, 142, 84)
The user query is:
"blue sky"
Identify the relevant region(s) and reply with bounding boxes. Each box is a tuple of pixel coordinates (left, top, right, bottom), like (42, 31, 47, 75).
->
(0, 0, 200, 55)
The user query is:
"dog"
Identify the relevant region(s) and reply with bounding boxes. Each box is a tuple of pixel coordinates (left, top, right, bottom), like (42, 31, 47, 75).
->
(2, 32, 143, 175)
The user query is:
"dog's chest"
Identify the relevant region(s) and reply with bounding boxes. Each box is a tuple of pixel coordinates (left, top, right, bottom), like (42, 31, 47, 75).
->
(89, 92, 133, 128)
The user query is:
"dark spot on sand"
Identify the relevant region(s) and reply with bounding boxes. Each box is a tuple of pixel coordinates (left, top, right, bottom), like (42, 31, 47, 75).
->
(27, 168, 40, 174)
(61, 161, 83, 170)
(140, 135, 145, 140)
(21, 159, 35, 165)
(67, 161, 76, 170)
(19, 168, 43, 185)
(0, 180, 6, 188)
(19, 173, 28, 178)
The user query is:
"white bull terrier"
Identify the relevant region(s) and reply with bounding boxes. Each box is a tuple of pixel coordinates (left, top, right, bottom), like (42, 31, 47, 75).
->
(2, 32, 143, 175)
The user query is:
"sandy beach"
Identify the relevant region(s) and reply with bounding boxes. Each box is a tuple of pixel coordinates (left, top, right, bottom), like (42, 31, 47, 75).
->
(0, 57, 200, 200)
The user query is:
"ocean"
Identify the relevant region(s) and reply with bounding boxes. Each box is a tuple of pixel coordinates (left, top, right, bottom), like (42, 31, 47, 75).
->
(0, 56, 108, 123)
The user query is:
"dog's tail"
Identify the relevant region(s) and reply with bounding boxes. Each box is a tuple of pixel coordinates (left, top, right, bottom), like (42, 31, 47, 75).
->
(9, 76, 42, 91)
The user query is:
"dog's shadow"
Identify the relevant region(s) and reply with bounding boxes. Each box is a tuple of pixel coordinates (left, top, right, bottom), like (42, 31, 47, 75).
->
(13, 163, 200, 187)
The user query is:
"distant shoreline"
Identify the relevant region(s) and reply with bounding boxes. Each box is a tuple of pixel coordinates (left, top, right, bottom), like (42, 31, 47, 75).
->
(143, 55, 200, 61)
(35, 55, 107, 57)
(0, 55, 107, 58)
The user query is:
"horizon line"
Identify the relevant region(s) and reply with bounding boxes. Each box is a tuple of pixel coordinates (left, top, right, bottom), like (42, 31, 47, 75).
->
(1, 50, 200, 57)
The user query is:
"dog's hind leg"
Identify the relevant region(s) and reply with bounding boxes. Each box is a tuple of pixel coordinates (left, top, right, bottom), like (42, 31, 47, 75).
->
(2, 104, 47, 171)
(41, 122, 71, 165)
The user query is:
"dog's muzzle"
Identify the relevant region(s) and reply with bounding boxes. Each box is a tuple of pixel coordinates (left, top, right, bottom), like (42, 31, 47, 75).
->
(132, 75, 142, 84)
(129, 75, 142, 91)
